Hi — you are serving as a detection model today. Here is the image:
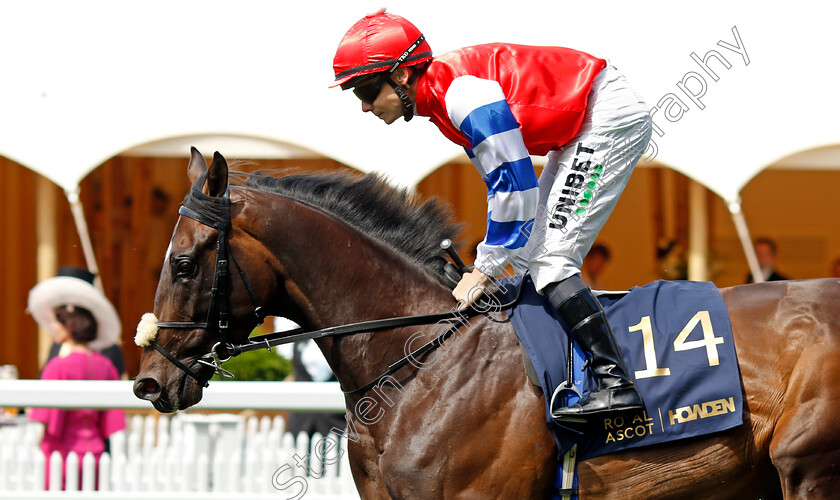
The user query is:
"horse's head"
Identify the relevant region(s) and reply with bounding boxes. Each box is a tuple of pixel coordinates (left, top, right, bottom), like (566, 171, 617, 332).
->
(133, 148, 278, 412)
(134, 148, 465, 411)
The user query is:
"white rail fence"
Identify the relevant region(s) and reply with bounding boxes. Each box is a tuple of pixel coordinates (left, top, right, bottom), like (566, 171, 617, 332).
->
(0, 381, 359, 499)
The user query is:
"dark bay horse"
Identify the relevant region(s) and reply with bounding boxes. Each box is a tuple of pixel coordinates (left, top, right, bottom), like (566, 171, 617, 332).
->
(134, 149, 840, 499)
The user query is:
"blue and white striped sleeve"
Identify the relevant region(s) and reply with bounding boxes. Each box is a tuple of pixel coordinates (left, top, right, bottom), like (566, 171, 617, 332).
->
(445, 75, 538, 278)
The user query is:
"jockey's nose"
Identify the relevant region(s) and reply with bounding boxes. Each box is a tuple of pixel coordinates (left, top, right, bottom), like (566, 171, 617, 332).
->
(361, 101, 374, 113)
(133, 376, 162, 402)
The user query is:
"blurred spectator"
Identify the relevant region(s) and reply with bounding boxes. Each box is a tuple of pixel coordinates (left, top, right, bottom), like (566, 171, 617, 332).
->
(26, 267, 126, 490)
(656, 239, 688, 280)
(831, 257, 840, 278)
(274, 318, 346, 437)
(581, 243, 612, 289)
(42, 268, 125, 377)
(746, 238, 789, 283)
(46, 341, 125, 379)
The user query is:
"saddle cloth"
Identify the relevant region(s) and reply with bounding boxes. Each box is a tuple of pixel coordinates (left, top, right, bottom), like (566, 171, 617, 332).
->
(498, 275, 743, 460)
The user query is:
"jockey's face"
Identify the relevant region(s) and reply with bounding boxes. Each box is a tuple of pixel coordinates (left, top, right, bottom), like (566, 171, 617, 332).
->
(359, 68, 412, 125)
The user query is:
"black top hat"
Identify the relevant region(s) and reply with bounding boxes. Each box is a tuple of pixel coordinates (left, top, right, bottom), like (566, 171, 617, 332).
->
(57, 266, 96, 285)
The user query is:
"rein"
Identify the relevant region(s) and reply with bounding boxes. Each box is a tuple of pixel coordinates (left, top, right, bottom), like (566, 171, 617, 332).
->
(153, 192, 522, 395)
(229, 287, 521, 396)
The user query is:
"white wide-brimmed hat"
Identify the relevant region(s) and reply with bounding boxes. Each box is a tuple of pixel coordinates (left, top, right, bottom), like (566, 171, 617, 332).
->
(27, 267, 121, 351)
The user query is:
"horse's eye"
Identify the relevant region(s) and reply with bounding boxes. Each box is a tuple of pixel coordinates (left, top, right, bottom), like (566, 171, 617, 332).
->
(176, 259, 196, 276)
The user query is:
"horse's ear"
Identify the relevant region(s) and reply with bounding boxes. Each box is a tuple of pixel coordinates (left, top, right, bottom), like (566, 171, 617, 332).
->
(206, 151, 229, 198)
(188, 146, 207, 184)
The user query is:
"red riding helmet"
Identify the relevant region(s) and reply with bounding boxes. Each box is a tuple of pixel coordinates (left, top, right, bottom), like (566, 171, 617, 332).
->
(331, 9, 433, 89)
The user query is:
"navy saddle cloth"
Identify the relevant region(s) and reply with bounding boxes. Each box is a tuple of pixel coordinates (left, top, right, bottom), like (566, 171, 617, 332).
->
(498, 275, 743, 460)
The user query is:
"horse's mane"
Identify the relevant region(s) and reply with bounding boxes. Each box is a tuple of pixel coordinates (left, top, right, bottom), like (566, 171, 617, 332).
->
(182, 169, 462, 280)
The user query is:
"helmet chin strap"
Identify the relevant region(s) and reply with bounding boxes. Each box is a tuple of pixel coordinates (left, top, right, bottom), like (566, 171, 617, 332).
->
(385, 79, 414, 122)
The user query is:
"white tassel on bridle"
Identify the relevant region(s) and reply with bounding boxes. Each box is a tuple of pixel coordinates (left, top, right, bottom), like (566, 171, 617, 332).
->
(135, 312, 160, 347)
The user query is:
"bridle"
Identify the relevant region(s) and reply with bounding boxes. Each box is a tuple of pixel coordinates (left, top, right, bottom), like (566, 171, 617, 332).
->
(150, 188, 522, 395)
(148, 189, 266, 388)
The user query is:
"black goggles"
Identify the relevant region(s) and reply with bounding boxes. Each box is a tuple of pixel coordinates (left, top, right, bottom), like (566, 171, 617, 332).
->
(352, 75, 387, 104)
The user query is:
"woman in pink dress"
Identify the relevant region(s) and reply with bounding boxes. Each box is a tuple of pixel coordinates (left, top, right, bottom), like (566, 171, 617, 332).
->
(27, 267, 126, 490)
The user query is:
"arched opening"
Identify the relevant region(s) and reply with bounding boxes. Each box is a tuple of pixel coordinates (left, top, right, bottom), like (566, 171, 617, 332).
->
(4, 135, 361, 379)
(709, 144, 840, 284)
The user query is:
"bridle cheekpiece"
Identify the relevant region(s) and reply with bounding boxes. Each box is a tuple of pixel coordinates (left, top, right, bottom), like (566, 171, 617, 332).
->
(135, 189, 265, 387)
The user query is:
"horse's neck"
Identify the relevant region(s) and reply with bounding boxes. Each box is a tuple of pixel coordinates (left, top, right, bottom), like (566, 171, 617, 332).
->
(251, 193, 456, 388)
(267, 213, 451, 326)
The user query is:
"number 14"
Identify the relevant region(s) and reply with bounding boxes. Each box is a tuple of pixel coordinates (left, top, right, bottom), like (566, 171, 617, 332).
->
(628, 310, 724, 380)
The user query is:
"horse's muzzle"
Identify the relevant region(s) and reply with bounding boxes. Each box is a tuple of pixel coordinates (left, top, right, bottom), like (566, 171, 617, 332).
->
(133, 376, 162, 403)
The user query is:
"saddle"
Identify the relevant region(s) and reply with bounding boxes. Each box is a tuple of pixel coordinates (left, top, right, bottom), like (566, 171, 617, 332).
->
(501, 275, 743, 460)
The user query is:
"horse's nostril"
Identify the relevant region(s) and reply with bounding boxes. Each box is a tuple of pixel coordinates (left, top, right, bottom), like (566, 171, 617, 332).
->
(142, 379, 160, 394)
(134, 377, 161, 401)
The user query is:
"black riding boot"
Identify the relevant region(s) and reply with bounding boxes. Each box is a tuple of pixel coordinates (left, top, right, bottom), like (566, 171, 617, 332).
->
(545, 276, 644, 422)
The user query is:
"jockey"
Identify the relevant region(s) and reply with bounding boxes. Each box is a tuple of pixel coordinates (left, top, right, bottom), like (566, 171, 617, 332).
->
(331, 9, 651, 423)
